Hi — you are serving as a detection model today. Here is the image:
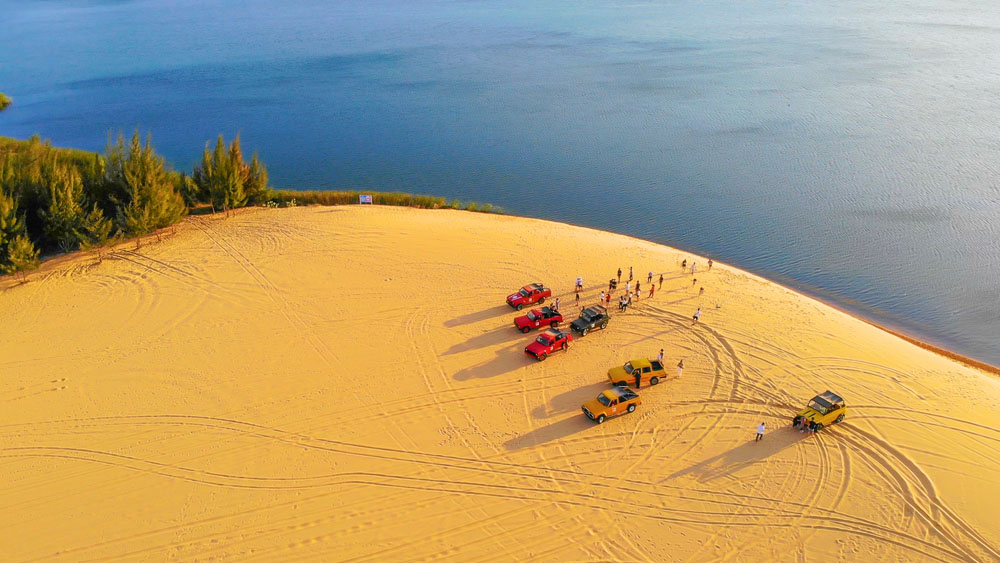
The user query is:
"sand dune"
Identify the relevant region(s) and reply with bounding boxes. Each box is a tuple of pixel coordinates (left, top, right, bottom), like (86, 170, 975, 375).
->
(2, 206, 998, 561)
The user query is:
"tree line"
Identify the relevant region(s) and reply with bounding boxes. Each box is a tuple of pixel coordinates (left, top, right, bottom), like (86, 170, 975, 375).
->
(0, 132, 272, 279)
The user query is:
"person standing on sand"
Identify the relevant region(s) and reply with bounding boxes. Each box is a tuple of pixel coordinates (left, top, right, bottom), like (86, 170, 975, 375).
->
(617, 268, 622, 283)
(692, 308, 701, 324)
(691, 262, 697, 275)
(756, 422, 765, 442)
(576, 276, 583, 292)
(600, 290, 605, 305)
(693, 278, 697, 287)
(636, 281, 641, 296)
(658, 273, 664, 289)
(629, 266, 633, 281)
(625, 280, 631, 295)
(658, 349, 664, 364)
(575, 292, 580, 306)
(699, 287, 705, 296)
(708, 259, 713, 271)
(634, 369, 642, 389)
(647, 270, 653, 283)
(605, 292, 612, 307)
(681, 259, 687, 270)
(677, 359, 684, 377)
(649, 285, 655, 298)
(554, 297, 561, 311)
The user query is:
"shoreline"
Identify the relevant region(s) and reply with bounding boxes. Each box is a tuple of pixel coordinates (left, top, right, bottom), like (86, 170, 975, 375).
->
(2, 203, 996, 374)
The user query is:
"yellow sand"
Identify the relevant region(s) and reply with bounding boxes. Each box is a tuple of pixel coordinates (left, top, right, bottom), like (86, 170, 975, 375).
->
(2, 206, 998, 562)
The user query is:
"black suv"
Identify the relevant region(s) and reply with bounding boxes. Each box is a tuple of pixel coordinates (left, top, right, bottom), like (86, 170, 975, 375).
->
(570, 305, 610, 336)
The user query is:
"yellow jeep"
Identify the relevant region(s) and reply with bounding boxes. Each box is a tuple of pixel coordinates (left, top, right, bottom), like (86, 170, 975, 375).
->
(793, 390, 846, 431)
(607, 358, 666, 387)
(582, 387, 641, 424)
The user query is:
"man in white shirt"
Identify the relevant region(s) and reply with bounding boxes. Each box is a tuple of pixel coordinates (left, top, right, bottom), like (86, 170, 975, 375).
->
(756, 422, 766, 442)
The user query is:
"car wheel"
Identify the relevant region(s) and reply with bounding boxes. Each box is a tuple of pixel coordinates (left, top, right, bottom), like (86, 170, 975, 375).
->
(600, 321, 608, 329)
(816, 423, 824, 431)
(627, 403, 636, 413)
(538, 353, 547, 361)
(561, 343, 568, 351)
(515, 304, 523, 311)
(538, 297, 545, 304)
(836, 413, 845, 424)
(596, 414, 606, 424)
(650, 376, 659, 386)
(550, 321, 558, 328)
(521, 326, 530, 333)
(581, 328, 588, 336)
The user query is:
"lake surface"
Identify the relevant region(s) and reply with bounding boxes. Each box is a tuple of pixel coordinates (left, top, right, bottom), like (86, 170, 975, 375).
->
(1, 0, 998, 366)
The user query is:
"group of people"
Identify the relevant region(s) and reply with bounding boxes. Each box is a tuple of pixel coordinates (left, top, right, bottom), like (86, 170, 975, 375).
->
(792, 415, 820, 434)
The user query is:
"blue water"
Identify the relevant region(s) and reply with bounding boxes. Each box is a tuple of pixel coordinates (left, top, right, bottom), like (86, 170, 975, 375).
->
(2, 0, 998, 366)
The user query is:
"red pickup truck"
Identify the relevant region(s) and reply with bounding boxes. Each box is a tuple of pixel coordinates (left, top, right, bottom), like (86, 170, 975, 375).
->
(524, 328, 572, 361)
(513, 307, 563, 333)
(506, 283, 551, 310)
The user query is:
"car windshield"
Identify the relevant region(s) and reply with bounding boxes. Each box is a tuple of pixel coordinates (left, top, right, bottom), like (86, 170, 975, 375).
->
(624, 362, 634, 374)
(526, 311, 537, 321)
(808, 399, 831, 415)
(535, 336, 550, 345)
(579, 312, 593, 321)
(519, 289, 530, 297)
(597, 394, 612, 406)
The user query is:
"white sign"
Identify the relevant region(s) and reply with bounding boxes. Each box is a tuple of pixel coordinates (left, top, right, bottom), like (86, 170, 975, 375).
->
(359, 194, 373, 204)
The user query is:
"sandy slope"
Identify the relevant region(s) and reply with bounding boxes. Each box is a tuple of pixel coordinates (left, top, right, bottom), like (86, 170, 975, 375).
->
(1, 206, 998, 562)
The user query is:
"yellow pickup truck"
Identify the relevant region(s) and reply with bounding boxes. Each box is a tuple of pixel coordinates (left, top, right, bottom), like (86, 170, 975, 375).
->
(582, 387, 641, 424)
(607, 358, 666, 387)
(793, 391, 846, 431)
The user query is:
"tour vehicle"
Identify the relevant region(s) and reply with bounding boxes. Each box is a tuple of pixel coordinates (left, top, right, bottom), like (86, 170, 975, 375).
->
(513, 307, 563, 333)
(506, 283, 552, 310)
(582, 387, 641, 423)
(793, 391, 847, 431)
(608, 358, 667, 387)
(570, 305, 610, 336)
(524, 328, 572, 361)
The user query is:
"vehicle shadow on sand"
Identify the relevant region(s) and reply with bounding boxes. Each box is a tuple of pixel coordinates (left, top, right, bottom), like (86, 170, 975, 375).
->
(443, 327, 513, 355)
(444, 305, 511, 328)
(531, 381, 609, 420)
(503, 414, 593, 451)
(665, 427, 808, 483)
(452, 343, 526, 380)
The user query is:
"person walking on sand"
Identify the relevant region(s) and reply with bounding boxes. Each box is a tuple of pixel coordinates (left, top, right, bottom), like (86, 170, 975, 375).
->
(676, 359, 684, 377)
(658, 273, 664, 289)
(708, 259, 713, 271)
(605, 292, 612, 307)
(625, 280, 631, 294)
(692, 277, 698, 287)
(629, 266, 633, 281)
(575, 292, 580, 306)
(649, 284, 655, 298)
(599, 290, 605, 304)
(576, 276, 583, 292)
(699, 286, 705, 296)
(681, 259, 687, 270)
(691, 262, 697, 275)
(657, 348, 664, 364)
(636, 281, 641, 297)
(692, 307, 701, 324)
(554, 297, 561, 311)
(756, 422, 765, 442)
(617, 268, 622, 283)
(647, 270, 653, 283)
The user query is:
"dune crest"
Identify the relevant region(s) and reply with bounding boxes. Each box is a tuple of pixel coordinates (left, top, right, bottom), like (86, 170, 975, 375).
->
(2, 206, 998, 561)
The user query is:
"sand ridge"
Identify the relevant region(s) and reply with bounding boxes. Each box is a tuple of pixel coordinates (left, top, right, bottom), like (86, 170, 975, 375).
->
(1, 206, 998, 561)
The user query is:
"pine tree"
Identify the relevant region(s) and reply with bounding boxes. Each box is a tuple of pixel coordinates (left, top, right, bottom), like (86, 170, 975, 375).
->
(79, 205, 115, 263)
(193, 135, 270, 211)
(0, 188, 23, 252)
(246, 152, 272, 205)
(2, 234, 40, 280)
(38, 164, 88, 252)
(105, 131, 186, 236)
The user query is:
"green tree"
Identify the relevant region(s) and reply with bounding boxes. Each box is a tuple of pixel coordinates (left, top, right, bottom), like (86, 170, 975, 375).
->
(79, 205, 115, 263)
(104, 131, 186, 237)
(2, 234, 39, 280)
(38, 164, 88, 252)
(193, 134, 271, 211)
